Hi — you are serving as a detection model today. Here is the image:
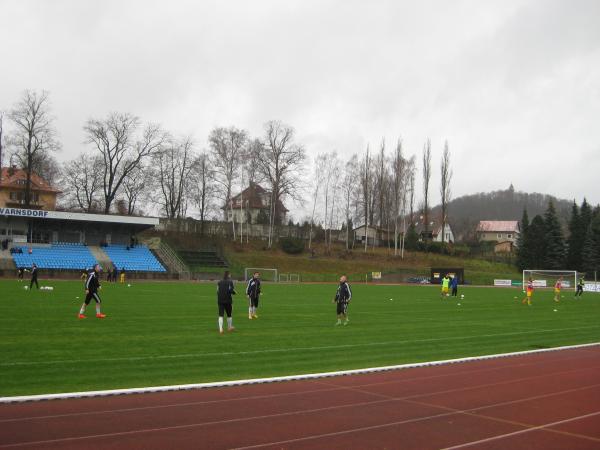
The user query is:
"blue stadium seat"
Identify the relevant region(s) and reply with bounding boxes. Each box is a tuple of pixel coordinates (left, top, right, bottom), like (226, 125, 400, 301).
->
(12, 244, 97, 270)
(103, 245, 166, 272)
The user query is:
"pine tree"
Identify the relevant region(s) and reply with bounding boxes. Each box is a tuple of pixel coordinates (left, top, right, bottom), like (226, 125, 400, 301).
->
(566, 201, 582, 270)
(515, 209, 530, 271)
(528, 215, 547, 269)
(404, 224, 419, 250)
(580, 198, 593, 230)
(543, 200, 566, 269)
(581, 211, 600, 276)
(580, 225, 598, 276)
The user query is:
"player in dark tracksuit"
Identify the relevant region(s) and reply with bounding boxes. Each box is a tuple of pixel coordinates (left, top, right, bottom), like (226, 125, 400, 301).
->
(333, 275, 352, 326)
(217, 271, 236, 334)
(246, 272, 261, 319)
(78, 264, 106, 319)
(450, 275, 459, 297)
(29, 263, 39, 290)
(575, 276, 585, 298)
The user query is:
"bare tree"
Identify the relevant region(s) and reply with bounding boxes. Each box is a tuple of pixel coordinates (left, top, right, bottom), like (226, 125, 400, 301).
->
(61, 154, 103, 212)
(360, 146, 372, 252)
(341, 154, 358, 250)
(321, 151, 339, 251)
(191, 152, 215, 236)
(257, 120, 306, 248)
(391, 140, 406, 256)
(408, 156, 416, 225)
(439, 140, 452, 243)
(8, 90, 60, 207)
(308, 153, 327, 249)
(121, 162, 154, 215)
(209, 126, 247, 239)
(84, 112, 166, 214)
(421, 139, 432, 241)
(374, 139, 388, 228)
(244, 138, 264, 185)
(154, 136, 195, 218)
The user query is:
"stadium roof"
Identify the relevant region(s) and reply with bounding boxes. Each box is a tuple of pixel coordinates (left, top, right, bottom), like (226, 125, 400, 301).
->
(0, 207, 159, 226)
(476, 220, 520, 233)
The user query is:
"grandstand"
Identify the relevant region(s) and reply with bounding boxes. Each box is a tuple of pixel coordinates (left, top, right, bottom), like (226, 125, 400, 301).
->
(1, 207, 174, 276)
(11, 243, 96, 270)
(103, 245, 166, 272)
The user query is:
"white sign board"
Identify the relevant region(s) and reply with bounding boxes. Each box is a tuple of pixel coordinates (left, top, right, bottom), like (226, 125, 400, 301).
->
(371, 272, 382, 280)
(533, 280, 547, 287)
(584, 282, 600, 293)
(494, 279, 512, 286)
(562, 281, 571, 288)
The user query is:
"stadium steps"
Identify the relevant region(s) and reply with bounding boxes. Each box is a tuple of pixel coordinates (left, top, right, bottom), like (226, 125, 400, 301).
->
(151, 242, 190, 280)
(177, 250, 229, 268)
(0, 252, 16, 270)
(89, 246, 112, 270)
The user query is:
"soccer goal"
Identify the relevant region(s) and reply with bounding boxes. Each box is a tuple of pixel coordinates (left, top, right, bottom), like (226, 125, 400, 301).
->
(279, 273, 300, 283)
(522, 270, 578, 290)
(244, 268, 278, 282)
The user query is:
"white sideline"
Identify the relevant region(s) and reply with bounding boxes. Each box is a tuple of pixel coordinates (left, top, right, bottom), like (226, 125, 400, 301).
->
(2, 342, 598, 404)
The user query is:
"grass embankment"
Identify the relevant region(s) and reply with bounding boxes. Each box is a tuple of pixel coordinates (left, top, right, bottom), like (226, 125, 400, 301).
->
(1, 279, 598, 397)
(223, 240, 519, 284)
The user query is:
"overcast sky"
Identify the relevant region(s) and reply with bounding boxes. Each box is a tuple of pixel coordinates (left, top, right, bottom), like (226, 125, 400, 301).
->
(1, 0, 599, 219)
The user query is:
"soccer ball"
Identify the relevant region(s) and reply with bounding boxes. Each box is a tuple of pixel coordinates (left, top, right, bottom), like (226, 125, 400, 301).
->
(127, 284, 131, 287)
(24, 286, 29, 290)
(460, 294, 465, 299)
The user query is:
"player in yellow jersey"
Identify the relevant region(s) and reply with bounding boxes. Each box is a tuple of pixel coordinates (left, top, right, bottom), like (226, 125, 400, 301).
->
(522, 277, 534, 306)
(441, 274, 450, 298)
(553, 276, 563, 302)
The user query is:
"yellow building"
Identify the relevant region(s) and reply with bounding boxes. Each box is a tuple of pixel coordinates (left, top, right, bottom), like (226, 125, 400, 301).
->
(0, 166, 60, 210)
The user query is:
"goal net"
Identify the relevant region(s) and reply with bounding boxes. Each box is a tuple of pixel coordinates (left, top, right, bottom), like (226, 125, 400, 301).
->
(244, 268, 278, 282)
(522, 270, 578, 290)
(279, 273, 300, 283)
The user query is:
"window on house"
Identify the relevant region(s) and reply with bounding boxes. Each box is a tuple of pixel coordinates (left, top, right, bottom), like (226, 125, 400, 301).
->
(9, 192, 18, 200)
(497, 233, 502, 239)
(507, 234, 512, 239)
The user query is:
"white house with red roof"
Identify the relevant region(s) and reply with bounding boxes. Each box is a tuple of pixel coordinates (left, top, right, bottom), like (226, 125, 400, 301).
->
(476, 220, 520, 243)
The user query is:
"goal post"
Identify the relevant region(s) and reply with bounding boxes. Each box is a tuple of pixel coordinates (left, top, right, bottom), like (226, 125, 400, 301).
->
(244, 267, 278, 282)
(522, 270, 578, 290)
(279, 273, 300, 283)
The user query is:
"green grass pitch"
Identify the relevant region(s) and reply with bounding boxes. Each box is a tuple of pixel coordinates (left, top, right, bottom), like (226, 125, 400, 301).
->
(1, 279, 599, 397)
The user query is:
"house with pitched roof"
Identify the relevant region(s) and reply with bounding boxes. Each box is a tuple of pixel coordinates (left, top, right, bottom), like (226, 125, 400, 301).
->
(224, 182, 288, 225)
(0, 166, 61, 210)
(476, 220, 520, 253)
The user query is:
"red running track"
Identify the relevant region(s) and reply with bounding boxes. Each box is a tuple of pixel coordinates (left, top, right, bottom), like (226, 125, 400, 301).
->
(1, 346, 600, 449)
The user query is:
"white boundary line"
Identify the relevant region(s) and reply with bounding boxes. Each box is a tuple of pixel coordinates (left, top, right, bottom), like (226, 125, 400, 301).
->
(1, 342, 598, 404)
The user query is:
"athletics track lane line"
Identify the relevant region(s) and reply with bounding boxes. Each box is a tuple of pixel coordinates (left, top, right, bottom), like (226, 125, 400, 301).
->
(2, 366, 599, 447)
(1, 346, 597, 423)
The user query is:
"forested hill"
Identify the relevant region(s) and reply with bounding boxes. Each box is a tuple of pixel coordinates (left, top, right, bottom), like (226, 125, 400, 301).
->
(432, 186, 573, 241)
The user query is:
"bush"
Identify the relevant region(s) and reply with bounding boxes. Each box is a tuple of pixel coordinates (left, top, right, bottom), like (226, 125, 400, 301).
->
(280, 237, 305, 254)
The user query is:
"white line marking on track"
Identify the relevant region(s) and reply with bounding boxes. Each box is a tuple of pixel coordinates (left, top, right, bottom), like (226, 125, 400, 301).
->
(441, 411, 600, 450)
(2, 377, 599, 447)
(1, 342, 598, 403)
(2, 353, 596, 423)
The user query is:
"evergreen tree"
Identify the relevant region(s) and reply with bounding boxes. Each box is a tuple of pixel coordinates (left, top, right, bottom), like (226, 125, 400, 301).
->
(581, 211, 600, 276)
(543, 200, 566, 269)
(528, 215, 547, 269)
(566, 201, 582, 270)
(515, 209, 530, 271)
(404, 224, 419, 250)
(580, 224, 598, 276)
(580, 198, 593, 230)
